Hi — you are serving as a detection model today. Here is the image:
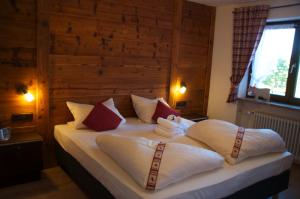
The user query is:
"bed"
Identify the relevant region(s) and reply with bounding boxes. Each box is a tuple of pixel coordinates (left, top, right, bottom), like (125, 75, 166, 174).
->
(54, 118, 292, 199)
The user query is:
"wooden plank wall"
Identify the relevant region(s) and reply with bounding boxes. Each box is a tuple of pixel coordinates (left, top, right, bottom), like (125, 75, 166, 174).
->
(0, 0, 37, 132)
(0, 0, 215, 167)
(46, 0, 174, 128)
(169, 1, 215, 115)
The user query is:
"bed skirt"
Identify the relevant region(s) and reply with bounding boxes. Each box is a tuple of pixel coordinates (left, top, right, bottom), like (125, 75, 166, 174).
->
(55, 140, 290, 199)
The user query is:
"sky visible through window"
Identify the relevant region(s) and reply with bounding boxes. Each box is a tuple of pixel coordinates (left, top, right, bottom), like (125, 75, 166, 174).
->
(251, 27, 295, 96)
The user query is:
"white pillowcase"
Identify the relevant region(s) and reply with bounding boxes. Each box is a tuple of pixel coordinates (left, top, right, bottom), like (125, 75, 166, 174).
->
(66, 98, 126, 129)
(66, 101, 93, 129)
(67, 121, 76, 128)
(102, 98, 126, 125)
(131, 94, 169, 123)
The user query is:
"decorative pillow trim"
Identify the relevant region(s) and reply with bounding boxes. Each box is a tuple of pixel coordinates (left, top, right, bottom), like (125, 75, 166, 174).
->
(146, 142, 166, 191)
(231, 127, 245, 158)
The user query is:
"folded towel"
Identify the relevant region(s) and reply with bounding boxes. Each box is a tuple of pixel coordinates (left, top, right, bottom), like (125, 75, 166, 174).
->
(175, 117, 195, 131)
(154, 125, 184, 138)
(157, 117, 180, 130)
(155, 117, 195, 138)
(157, 117, 195, 132)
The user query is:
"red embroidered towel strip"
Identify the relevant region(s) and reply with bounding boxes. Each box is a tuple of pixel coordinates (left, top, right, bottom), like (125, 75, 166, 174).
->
(146, 142, 166, 191)
(231, 127, 245, 158)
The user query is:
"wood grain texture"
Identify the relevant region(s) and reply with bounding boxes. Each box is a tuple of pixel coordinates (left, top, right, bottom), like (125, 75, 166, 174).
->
(37, 0, 50, 141)
(47, 0, 175, 128)
(169, 0, 183, 108)
(170, 0, 215, 115)
(0, 0, 215, 167)
(0, 0, 37, 130)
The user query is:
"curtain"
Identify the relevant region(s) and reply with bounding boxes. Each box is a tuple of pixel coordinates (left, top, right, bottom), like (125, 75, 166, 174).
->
(227, 5, 269, 103)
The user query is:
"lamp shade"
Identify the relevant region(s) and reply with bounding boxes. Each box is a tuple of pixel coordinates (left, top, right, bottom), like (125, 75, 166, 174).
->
(24, 92, 34, 102)
(179, 82, 187, 94)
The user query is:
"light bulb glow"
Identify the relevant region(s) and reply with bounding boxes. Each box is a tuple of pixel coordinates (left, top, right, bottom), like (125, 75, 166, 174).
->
(179, 86, 186, 94)
(24, 92, 34, 102)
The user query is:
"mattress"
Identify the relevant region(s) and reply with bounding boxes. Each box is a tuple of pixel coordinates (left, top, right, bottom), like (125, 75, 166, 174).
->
(54, 118, 293, 199)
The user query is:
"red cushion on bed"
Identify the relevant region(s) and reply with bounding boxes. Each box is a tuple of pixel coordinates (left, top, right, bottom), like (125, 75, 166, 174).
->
(152, 101, 180, 123)
(83, 103, 122, 131)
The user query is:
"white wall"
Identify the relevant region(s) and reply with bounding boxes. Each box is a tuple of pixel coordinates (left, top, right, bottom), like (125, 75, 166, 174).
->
(207, 0, 300, 123)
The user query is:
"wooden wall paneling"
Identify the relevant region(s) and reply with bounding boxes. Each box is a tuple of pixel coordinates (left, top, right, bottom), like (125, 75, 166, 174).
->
(37, 0, 50, 141)
(50, 88, 167, 125)
(0, 0, 215, 167)
(169, 0, 183, 107)
(37, 0, 54, 167)
(51, 36, 171, 58)
(48, 0, 175, 128)
(203, 7, 216, 115)
(47, 0, 174, 21)
(50, 54, 169, 90)
(47, 0, 174, 30)
(48, 15, 172, 59)
(0, 0, 37, 131)
(170, 0, 215, 115)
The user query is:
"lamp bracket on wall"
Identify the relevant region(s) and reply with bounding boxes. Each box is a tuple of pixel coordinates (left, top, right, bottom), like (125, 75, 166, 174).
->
(15, 83, 28, 94)
(15, 83, 35, 102)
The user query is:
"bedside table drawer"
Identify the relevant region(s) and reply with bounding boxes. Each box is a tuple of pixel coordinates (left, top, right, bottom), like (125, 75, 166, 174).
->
(0, 141, 43, 176)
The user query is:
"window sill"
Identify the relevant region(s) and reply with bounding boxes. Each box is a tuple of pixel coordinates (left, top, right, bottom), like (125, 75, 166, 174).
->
(237, 97, 300, 111)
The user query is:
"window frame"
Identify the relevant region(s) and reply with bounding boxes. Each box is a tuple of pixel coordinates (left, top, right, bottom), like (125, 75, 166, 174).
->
(247, 20, 300, 106)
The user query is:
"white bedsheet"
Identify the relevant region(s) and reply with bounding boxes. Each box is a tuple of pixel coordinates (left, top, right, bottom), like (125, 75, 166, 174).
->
(54, 118, 293, 199)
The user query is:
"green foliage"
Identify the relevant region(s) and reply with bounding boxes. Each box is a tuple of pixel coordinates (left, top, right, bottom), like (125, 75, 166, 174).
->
(262, 59, 289, 95)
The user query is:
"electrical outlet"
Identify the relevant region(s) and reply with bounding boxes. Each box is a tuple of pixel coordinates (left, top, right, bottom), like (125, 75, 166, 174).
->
(11, 113, 33, 122)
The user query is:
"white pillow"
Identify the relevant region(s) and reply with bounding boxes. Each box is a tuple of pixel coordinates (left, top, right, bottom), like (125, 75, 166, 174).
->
(66, 98, 126, 129)
(67, 121, 76, 128)
(131, 95, 169, 123)
(102, 98, 126, 124)
(187, 119, 286, 164)
(66, 101, 93, 129)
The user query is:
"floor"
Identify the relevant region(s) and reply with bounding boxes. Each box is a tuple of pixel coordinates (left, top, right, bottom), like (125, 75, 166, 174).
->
(0, 167, 86, 199)
(0, 165, 299, 199)
(275, 164, 300, 199)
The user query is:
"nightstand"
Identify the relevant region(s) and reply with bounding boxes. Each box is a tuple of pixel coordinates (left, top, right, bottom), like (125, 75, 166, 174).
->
(182, 113, 208, 122)
(0, 132, 43, 188)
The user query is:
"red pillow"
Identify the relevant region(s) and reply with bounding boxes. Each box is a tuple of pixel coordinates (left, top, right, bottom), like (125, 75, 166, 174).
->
(152, 101, 180, 123)
(83, 103, 122, 131)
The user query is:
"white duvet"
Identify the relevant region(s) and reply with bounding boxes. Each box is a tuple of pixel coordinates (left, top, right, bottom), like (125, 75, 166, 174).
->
(187, 119, 286, 164)
(96, 133, 224, 190)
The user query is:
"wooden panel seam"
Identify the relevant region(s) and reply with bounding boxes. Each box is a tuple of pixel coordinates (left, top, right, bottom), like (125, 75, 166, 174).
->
(168, 0, 183, 107)
(36, 0, 50, 142)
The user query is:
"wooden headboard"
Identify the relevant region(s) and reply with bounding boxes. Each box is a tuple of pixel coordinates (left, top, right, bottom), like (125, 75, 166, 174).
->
(48, 0, 173, 126)
(46, 1, 215, 129)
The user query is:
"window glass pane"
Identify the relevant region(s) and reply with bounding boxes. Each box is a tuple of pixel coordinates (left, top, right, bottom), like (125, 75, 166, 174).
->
(295, 62, 300, 98)
(250, 27, 295, 96)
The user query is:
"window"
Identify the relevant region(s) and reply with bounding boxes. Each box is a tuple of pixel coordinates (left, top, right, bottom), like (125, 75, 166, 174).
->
(248, 20, 300, 105)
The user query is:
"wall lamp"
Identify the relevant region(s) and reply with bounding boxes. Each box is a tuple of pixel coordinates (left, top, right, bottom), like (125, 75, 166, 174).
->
(179, 82, 187, 94)
(16, 84, 35, 102)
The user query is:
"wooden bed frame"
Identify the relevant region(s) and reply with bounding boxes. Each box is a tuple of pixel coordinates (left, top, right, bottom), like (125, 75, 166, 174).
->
(55, 140, 290, 199)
